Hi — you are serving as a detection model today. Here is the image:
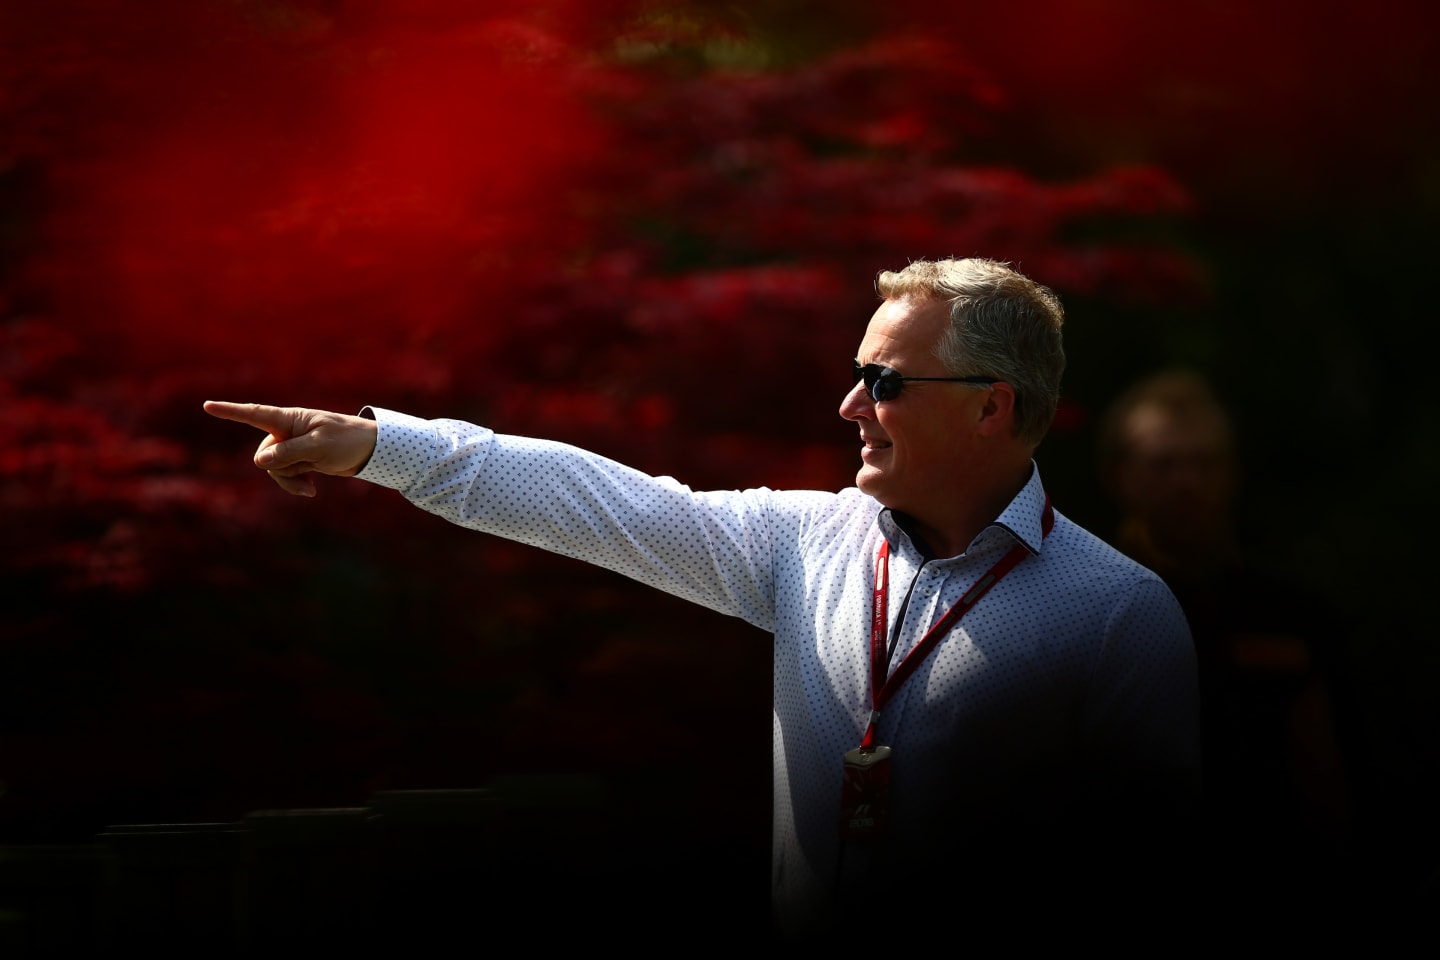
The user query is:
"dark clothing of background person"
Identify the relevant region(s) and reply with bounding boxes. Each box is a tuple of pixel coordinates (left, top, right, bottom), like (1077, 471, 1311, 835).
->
(1098, 369, 1358, 929)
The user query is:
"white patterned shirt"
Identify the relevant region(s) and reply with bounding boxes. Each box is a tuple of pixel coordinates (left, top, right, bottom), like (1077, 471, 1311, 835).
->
(356, 407, 1199, 936)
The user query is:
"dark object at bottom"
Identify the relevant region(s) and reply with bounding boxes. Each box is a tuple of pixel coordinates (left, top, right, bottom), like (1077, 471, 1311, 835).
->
(4, 775, 766, 957)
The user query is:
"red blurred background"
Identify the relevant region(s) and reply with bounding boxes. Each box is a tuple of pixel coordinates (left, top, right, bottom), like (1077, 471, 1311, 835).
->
(3, 0, 1437, 917)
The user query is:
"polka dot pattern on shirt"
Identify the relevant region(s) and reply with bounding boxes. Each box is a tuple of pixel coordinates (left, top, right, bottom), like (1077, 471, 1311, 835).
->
(356, 406, 1200, 933)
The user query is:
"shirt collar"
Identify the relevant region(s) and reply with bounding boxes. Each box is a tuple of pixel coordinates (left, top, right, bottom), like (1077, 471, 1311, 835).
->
(988, 461, 1048, 556)
(877, 461, 1048, 560)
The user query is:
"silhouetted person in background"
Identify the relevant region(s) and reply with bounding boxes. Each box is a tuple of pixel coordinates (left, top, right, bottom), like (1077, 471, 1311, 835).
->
(1097, 369, 1356, 927)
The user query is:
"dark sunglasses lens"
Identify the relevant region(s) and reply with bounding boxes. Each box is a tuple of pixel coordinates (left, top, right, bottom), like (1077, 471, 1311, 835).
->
(853, 362, 903, 401)
(872, 371, 902, 401)
(860, 364, 902, 402)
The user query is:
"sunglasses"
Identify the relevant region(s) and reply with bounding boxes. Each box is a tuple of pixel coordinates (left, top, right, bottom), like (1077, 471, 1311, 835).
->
(853, 360, 1001, 402)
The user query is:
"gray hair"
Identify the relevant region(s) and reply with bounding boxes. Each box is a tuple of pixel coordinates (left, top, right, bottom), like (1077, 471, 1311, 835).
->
(876, 258, 1066, 447)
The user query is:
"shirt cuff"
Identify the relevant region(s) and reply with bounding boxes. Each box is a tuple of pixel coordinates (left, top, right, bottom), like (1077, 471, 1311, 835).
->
(354, 406, 491, 491)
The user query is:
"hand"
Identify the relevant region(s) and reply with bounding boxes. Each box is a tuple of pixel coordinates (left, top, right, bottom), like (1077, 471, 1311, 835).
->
(203, 401, 378, 497)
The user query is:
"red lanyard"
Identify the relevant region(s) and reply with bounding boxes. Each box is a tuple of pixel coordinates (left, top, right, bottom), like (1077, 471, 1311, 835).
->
(860, 497, 1054, 749)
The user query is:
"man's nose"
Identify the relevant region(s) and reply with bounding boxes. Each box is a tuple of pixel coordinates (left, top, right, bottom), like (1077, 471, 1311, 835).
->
(839, 379, 874, 421)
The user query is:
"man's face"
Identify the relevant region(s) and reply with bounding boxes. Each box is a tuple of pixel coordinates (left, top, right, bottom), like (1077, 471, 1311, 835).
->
(1114, 405, 1235, 543)
(839, 295, 993, 514)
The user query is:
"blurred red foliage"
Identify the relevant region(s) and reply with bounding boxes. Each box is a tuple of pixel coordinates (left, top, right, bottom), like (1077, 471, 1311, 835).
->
(0, 0, 1203, 836)
(1, 1, 1201, 594)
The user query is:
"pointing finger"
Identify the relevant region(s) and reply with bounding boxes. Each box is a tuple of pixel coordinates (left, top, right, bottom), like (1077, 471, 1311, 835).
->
(203, 401, 298, 435)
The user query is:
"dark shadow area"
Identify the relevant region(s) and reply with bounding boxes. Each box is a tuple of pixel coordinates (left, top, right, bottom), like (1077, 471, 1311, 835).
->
(2, 777, 772, 956)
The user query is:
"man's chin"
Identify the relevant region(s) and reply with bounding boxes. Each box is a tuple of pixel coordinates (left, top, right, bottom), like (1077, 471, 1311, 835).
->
(855, 468, 887, 500)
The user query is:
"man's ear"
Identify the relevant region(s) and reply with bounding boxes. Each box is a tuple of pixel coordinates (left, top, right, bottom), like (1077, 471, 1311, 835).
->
(975, 382, 1019, 438)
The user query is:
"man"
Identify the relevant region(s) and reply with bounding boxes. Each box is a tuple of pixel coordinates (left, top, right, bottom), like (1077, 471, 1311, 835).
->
(1097, 369, 1242, 583)
(1098, 370, 1354, 928)
(206, 258, 1199, 939)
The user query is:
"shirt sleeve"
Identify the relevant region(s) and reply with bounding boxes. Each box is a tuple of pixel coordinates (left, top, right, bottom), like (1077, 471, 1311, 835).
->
(354, 406, 786, 631)
(1081, 575, 1202, 821)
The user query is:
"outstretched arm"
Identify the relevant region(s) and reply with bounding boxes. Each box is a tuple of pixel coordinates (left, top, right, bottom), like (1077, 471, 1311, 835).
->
(202, 400, 377, 497)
